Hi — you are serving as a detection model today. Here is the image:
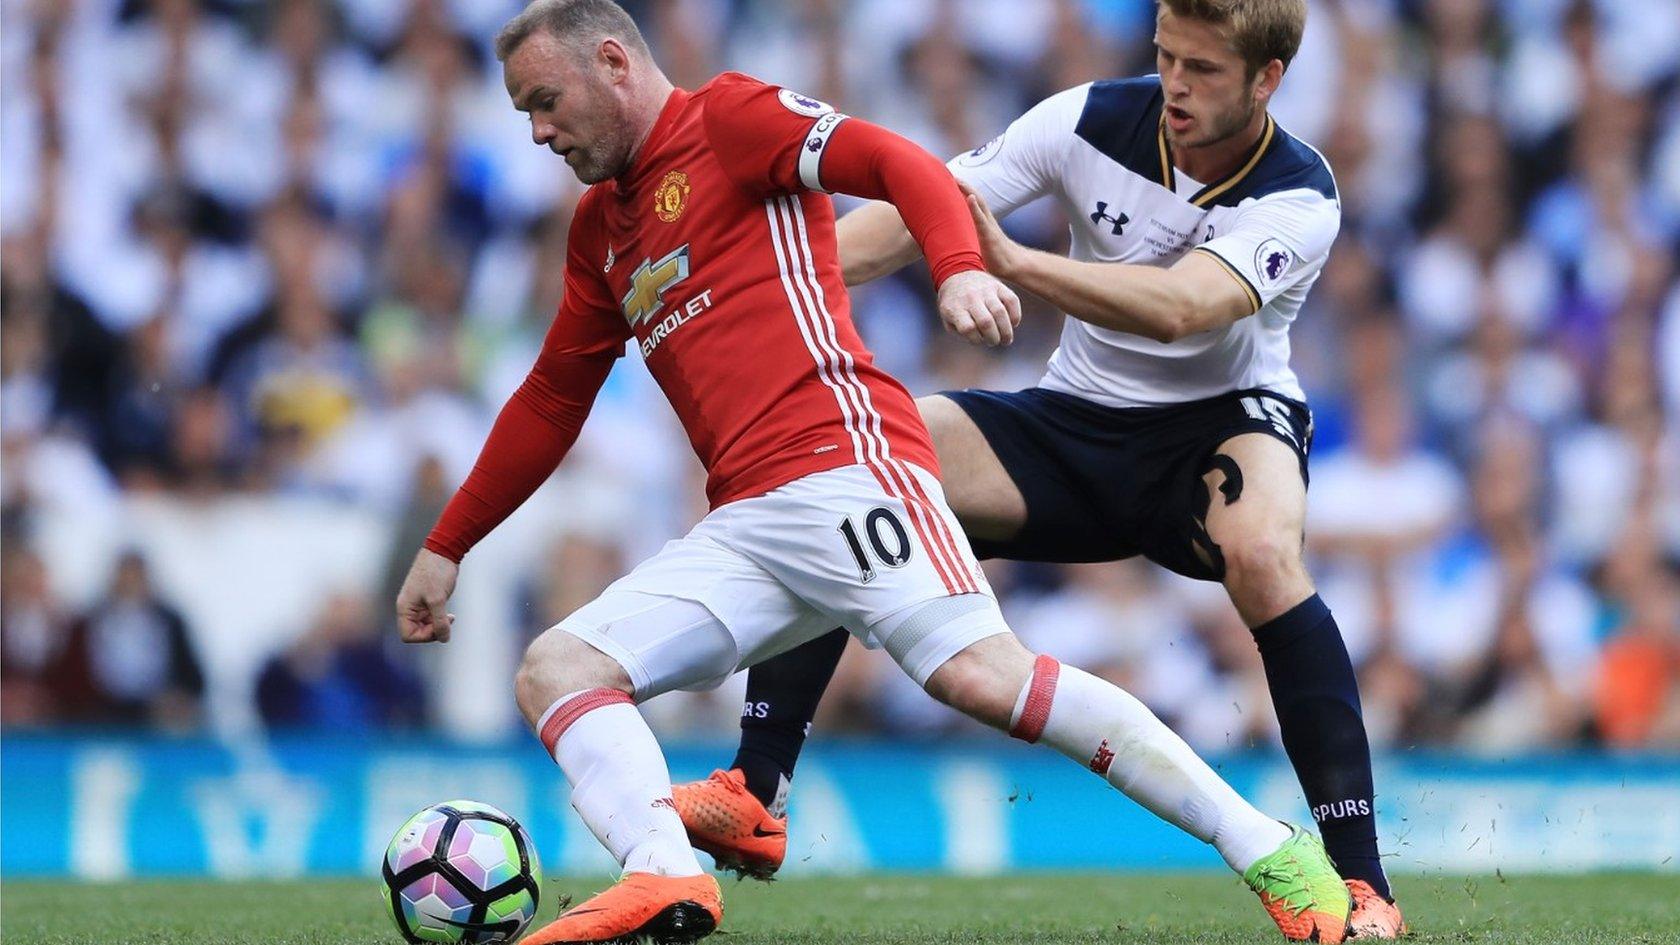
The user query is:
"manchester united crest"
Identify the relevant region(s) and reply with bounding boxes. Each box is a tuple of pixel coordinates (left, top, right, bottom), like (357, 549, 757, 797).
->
(654, 170, 690, 223)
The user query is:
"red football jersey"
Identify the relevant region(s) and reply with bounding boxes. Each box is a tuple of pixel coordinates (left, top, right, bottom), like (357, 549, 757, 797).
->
(427, 73, 984, 588)
(557, 73, 957, 506)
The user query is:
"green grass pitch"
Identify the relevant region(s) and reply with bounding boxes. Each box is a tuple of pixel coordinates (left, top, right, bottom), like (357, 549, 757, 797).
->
(4, 873, 1677, 944)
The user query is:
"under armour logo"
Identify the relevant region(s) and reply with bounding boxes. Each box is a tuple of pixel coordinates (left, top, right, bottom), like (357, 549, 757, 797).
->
(1090, 201, 1129, 236)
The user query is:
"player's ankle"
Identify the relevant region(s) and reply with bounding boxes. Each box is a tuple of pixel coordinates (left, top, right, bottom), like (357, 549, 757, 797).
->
(1214, 816, 1292, 874)
(731, 747, 794, 810)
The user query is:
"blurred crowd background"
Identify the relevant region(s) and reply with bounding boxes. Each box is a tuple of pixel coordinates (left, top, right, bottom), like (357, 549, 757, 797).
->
(3, 0, 1678, 753)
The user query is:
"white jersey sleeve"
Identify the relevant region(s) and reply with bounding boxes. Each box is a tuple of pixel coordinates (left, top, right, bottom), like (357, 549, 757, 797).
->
(945, 84, 1090, 217)
(1192, 189, 1340, 314)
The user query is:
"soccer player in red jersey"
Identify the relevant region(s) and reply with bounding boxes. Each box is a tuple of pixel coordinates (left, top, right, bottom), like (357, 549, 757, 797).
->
(395, 3, 1350, 943)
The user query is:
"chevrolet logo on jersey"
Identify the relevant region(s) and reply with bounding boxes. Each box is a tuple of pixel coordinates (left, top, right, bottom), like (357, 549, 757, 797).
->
(621, 245, 690, 327)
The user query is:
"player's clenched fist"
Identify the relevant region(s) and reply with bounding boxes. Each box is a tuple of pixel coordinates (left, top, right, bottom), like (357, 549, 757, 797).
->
(396, 548, 459, 644)
(936, 269, 1022, 347)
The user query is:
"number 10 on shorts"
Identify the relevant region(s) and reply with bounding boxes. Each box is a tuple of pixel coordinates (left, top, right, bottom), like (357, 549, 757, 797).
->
(838, 507, 914, 583)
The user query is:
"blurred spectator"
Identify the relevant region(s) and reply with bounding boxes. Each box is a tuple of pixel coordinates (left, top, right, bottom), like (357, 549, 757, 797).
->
(255, 591, 426, 731)
(220, 274, 370, 468)
(1595, 568, 1680, 748)
(378, 454, 454, 608)
(1308, 385, 1461, 745)
(537, 531, 626, 624)
(0, 546, 73, 724)
(1425, 423, 1596, 751)
(53, 550, 205, 730)
(1310, 386, 1461, 657)
(164, 386, 245, 496)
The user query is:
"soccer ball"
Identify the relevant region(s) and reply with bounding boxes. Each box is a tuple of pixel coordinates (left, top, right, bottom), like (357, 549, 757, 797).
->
(381, 800, 543, 944)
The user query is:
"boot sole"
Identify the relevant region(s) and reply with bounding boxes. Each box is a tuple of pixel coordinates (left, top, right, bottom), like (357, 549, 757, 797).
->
(693, 839, 782, 883)
(591, 900, 719, 945)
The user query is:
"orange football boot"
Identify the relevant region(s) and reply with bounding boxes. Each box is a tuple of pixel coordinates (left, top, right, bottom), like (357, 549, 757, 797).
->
(671, 769, 787, 880)
(520, 872, 721, 945)
(1346, 880, 1407, 938)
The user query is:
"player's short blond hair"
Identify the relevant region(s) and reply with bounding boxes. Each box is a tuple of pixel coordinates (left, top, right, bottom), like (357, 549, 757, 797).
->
(1156, 0, 1307, 76)
(495, 0, 651, 63)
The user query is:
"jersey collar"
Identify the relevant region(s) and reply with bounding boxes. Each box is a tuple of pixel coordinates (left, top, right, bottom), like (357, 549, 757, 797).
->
(1158, 113, 1277, 207)
(614, 86, 692, 195)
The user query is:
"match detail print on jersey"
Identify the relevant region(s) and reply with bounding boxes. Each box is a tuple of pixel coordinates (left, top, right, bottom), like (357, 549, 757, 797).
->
(761, 193, 977, 596)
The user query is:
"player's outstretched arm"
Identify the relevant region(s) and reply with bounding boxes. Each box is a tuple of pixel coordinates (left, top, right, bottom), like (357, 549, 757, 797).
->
(820, 120, 1021, 345)
(835, 200, 920, 286)
(961, 183, 1253, 343)
(398, 201, 626, 645)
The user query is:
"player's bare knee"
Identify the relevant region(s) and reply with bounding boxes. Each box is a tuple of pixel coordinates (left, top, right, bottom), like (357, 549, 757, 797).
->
(514, 630, 630, 723)
(922, 636, 1032, 728)
(1221, 532, 1301, 587)
(923, 653, 995, 719)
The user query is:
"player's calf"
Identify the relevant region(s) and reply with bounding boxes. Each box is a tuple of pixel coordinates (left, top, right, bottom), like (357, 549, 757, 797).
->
(903, 622, 1348, 941)
(516, 625, 709, 898)
(902, 621, 1286, 872)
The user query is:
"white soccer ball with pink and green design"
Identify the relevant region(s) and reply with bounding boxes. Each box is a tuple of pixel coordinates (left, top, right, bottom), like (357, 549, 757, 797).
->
(381, 800, 542, 943)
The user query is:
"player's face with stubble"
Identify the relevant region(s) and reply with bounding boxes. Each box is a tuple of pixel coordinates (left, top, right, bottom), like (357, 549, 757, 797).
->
(504, 33, 638, 184)
(1154, 11, 1265, 150)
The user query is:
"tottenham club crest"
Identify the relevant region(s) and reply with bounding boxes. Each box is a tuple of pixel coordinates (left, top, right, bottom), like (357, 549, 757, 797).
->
(1253, 237, 1295, 287)
(777, 88, 834, 118)
(654, 169, 691, 223)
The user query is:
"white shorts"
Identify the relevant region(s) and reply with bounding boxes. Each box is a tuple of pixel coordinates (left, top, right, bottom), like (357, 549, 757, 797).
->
(556, 463, 1009, 697)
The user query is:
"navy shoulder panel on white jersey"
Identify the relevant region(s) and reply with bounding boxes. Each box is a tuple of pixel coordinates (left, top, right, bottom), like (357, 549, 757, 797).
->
(1204, 124, 1337, 207)
(1072, 77, 1168, 185)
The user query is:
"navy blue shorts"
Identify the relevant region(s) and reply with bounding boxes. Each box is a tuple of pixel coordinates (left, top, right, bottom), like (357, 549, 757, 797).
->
(942, 387, 1314, 581)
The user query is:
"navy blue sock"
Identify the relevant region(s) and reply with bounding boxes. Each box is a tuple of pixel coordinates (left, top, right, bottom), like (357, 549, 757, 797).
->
(1251, 594, 1390, 899)
(732, 627, 850, 809)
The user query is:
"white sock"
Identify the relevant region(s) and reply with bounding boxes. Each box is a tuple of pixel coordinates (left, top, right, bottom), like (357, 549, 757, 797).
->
(537, 689, 703, 877)
(1010, 655, 1290, 874)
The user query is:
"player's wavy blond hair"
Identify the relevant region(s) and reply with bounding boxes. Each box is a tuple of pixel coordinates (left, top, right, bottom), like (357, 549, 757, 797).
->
(1156, 0, 1307, 77)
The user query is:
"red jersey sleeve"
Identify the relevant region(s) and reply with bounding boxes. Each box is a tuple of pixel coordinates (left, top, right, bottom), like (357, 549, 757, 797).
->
(423, 195, 630, 562)
(700, 73, 984, 287)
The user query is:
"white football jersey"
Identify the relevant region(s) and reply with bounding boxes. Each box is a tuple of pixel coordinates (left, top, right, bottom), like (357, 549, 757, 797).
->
(949, 77, 1340, 407)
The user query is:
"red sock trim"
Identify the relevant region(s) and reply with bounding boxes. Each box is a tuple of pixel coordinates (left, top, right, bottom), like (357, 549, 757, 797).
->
(1009, 654, 1060, 744)
(538, 688, 633, 756)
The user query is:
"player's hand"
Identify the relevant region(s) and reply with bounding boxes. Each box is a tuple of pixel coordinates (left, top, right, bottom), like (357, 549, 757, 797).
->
(396, 548, 459, 644)
(958, 181, 1025, 280)
(936, 269, 1022, 347)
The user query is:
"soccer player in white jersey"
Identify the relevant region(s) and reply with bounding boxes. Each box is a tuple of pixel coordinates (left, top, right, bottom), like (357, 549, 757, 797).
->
(677, 0, 1406, 938)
